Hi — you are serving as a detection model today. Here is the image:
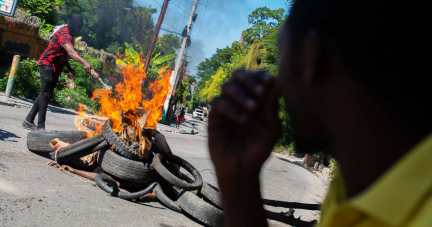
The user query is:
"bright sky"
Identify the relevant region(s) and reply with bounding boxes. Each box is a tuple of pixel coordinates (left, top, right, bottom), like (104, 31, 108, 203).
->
(136, 0, 287, 75)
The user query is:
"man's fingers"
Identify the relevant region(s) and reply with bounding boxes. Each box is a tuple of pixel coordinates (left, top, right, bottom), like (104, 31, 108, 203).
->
(221, 82, 256, 111)
(231, 70, 271, 97)
(210, 97, 247, 124)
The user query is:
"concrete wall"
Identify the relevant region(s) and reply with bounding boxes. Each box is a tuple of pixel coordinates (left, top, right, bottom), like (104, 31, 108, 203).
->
(0, 18, 49, 60)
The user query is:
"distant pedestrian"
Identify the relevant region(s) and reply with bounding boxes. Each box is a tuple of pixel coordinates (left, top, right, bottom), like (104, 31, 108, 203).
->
(176, 108, 186, 129)
(22, 14, 97, 130)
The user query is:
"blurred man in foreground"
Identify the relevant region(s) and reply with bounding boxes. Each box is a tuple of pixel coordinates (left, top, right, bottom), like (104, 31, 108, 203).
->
(208, 0, 429, 226)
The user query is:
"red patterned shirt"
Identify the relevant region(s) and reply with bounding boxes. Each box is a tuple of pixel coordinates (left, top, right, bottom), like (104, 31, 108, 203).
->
(37, 26, 73, 75)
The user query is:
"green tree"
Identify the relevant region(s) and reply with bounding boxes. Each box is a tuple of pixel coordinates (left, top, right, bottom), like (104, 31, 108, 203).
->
(159, 34, 181, 56)
(243, 7, 285, 44)
(56, 0, 157, 52)
(196, 47, 234, 90)
(195, 6, 294, 147)
(174, 80, 190, 105)
(18, 0, 64, 24)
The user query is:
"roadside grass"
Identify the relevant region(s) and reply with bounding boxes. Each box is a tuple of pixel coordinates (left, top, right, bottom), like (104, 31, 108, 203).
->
(274, 142, 296, 156)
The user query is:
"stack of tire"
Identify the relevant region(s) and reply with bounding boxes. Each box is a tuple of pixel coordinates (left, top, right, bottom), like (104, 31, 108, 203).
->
(27, 119, 225, 227)
(98, 119, 224, 227)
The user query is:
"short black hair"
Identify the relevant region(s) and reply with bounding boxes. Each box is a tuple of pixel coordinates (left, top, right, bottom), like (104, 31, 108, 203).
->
(286, 0, 430, 135)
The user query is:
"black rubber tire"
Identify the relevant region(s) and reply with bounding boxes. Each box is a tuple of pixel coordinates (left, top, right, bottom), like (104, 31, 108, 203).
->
(154, 183, 182, 213)
(152, 153, 203, 190)
(50, 134, 106, 162)
(95, 173, 156, 200)
(177, 190, 224, 227)
(102, 119, 141, 160)
(97, 148, 107, 165)
(200, 183, 223, 210)
(154, 173, 194, 213)
(27, 130, 87, 153)
(100, 150, 157, 183)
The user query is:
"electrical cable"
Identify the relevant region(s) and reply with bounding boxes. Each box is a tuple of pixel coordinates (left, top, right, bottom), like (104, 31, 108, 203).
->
(169, 0, 189, 14)
(151, 0, 189, 19)
(180, 0, 249, 25)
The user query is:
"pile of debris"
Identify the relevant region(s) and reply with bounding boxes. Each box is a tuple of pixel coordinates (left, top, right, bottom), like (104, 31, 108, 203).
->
(26, 109, 319, 227)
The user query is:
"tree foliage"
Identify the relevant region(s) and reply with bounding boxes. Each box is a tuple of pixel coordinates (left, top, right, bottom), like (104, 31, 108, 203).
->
(243, 7, 285, 44)
(18, 0, 64, 24)
(195, 6, 294, 146)
(159, 34, 181, 56)
(174, 80, 190, 105)
(56, 0, 157, 52)
(196, 47, 234, 90)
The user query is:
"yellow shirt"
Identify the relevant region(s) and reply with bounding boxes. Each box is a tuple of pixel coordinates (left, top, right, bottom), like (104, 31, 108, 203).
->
(318, 134, 432, 227)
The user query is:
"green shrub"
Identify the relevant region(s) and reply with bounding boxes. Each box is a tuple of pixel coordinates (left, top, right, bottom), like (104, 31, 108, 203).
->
(0, 60, 42, 100)
(274, 142, 295, 155)
(66, 54, 103, 97)
(183, 101, 192, 113)
(54, 87, 100, 114)
(329, 159, 337, 178)
(0, 56, 102, 114)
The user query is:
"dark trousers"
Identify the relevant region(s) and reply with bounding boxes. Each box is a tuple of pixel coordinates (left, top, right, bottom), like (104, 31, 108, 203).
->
(26, 65, 58, 129)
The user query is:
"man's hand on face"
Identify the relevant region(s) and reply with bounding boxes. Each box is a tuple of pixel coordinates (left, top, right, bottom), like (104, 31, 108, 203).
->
(208, 70, 281, 185)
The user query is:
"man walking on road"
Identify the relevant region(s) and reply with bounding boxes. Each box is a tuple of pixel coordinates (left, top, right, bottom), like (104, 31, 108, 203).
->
(208, 0, 429, 226)
(22, 14, 97, 130)
(176, 108, 186, 129)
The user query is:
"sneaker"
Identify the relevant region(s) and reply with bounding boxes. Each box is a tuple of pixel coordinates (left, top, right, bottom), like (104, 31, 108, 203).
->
(22, 121, 37, 130)
(37, 127, 46, 131)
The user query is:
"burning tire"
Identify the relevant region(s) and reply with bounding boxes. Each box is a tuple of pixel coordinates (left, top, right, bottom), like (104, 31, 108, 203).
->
(177, 190, 224, 227)
(27, 130, 87, 153)
(100, 149, 157, 183)
(102, 119, 141, 161)
(51, 136, 108, 163)
(199, 183, 223, 210)
(152, 153, 203, 190)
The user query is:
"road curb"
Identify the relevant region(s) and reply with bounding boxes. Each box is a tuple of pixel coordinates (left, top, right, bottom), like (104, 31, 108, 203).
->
(273, 153, 331, 185)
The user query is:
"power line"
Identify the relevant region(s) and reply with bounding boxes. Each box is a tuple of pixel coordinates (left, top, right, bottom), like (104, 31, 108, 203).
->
(181, 0, 249, 25)
(163, 22, 183, 33)
(177, 0, 194, 8)
(169, 0, 189, 14)
(161, 27, 182, 35)
(151, 0, 189, 19)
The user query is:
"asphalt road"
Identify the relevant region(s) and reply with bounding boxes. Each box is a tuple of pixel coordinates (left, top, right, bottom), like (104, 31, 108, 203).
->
(0, 104, 328, 226)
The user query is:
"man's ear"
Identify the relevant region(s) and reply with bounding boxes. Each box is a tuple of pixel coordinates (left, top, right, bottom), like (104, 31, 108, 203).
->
(300, 30, 320, 86)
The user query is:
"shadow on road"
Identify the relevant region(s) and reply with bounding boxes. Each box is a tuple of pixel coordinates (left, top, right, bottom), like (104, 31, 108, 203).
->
(0, 129, 20, 142)
(48, 105, 77, 115)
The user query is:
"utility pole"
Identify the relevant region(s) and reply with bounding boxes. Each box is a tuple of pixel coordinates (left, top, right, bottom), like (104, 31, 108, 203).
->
(143, 0, 170, 73)
(161, 0, 198, 123)
(165, 59, 186, 122)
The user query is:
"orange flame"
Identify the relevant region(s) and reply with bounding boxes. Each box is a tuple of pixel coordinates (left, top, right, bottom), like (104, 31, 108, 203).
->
(74, 104, 102, 137)
(74, 60, 172, 135)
